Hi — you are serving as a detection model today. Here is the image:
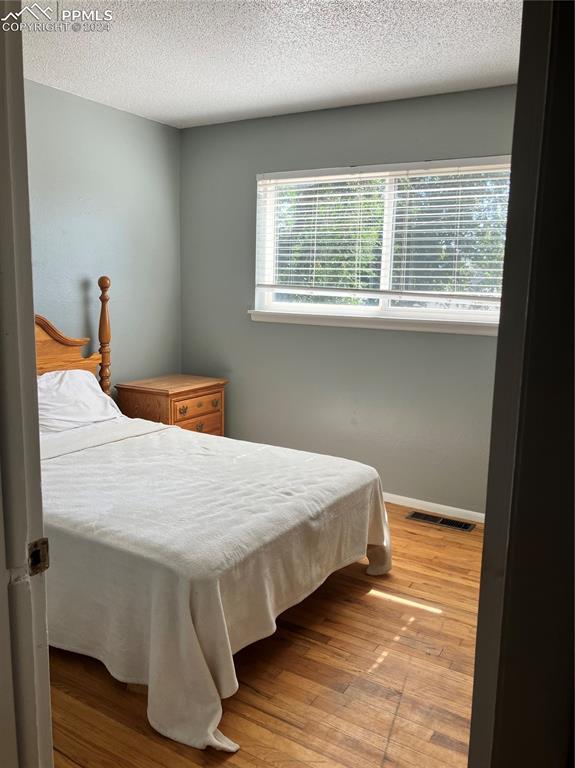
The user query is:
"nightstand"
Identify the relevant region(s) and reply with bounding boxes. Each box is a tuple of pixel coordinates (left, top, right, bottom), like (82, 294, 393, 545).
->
(116, 374, 228, 436)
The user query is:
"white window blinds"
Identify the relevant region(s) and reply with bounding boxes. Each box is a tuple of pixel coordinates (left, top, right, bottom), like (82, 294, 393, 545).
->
(254, 158, 511, 328)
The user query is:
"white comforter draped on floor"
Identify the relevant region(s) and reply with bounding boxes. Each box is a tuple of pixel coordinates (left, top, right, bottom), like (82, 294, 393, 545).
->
(41, 419, 391, 751)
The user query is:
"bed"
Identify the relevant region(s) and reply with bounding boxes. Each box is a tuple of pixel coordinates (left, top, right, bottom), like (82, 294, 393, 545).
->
(37, 276, 392, 752)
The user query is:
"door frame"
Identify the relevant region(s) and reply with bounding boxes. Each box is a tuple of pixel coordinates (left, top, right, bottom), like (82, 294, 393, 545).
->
(0, 4, 54, 766)
(468, 2, 573, 766)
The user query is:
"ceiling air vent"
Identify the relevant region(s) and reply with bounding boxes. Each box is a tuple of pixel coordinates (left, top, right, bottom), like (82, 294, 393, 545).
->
(407, 510, 475, 532)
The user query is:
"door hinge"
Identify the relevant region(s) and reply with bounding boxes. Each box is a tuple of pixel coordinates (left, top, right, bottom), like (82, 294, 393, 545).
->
(28, 537, 49, 576)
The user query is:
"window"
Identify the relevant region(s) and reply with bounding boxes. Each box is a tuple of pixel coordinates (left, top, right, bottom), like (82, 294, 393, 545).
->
(252, 157, 511, 334)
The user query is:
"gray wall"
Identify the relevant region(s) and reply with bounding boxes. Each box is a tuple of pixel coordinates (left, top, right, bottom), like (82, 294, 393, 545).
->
(180, 86, 516, 513)
(25, 81, 181, 383)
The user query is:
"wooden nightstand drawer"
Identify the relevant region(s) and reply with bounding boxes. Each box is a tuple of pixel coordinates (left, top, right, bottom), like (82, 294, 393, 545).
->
(179, 412, 221, 435)
(172, 390, 223, 423)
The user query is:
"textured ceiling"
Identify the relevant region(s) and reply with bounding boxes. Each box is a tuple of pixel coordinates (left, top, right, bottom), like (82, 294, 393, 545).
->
(22, 0, 522, 128)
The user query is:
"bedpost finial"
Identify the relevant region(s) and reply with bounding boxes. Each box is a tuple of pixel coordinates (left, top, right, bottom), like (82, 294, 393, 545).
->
(98, 276, 111, 394)
(98, 275, 111, 294)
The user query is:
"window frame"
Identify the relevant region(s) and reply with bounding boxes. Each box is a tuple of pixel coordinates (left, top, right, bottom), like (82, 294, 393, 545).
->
(251, 155, 511, 336)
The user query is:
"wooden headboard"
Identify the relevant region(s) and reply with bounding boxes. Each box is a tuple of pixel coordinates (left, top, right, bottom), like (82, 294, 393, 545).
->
(35, 276, 111, 394)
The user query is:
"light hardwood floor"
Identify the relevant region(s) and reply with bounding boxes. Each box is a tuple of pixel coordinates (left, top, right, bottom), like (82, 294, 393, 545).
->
(51, 503, 483, 767)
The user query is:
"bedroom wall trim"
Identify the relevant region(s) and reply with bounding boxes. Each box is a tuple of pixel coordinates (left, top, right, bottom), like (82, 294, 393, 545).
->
(383, 492, 485, 523)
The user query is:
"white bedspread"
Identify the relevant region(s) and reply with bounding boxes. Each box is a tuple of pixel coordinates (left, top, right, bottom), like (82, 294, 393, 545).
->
(41, 418, 391, 751)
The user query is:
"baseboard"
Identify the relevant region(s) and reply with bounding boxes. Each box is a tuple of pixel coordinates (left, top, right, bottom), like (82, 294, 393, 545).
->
(382, 492, 485, 524)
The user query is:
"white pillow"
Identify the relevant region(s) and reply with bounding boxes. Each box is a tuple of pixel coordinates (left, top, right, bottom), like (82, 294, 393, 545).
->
(37, 370, 122, 433)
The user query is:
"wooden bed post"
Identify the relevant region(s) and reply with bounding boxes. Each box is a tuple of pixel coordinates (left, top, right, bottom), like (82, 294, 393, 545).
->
(98, 276, 111, 394)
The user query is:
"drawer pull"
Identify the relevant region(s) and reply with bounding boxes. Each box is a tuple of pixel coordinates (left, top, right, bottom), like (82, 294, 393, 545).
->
(195, 422, 204, 432)
(196, 401, 203, 408)
(178, 405, 188, 416)
(212, 398, 220, 408)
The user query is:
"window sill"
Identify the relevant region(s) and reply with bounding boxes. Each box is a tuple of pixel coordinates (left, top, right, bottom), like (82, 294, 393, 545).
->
(248, 310, 498, 336)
